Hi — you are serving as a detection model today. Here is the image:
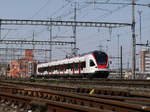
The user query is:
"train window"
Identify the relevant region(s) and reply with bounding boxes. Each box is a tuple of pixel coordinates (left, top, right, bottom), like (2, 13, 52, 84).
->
(74, 63, 78, 70)
(94, 52, 107, 65)
(60, 65, 64, 71)
(69, 64, 72, 69)
(68, 64, 71, 69)
(45, 67, 49, 71)
(50, 66, 54, 72)
(66, 64, 71, 69)
(66, 64, 68, 69)
(64, 64, 66, 70)
(90, 60, 95, 67)
(38, 67, 47, 73)
(56, 65, 59, 71)
(81, 61, 86, 69)
(52, 66, 55, 71)
(67, 64, 69, 69)
(48, 66, 50, 72)
(38, 68, 42, 73)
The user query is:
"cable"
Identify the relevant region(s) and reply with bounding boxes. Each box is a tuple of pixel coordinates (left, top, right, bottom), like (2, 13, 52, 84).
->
(49, 1, 70, 18)
(5, 0, 51, 41)
(30, 0, 51, 19)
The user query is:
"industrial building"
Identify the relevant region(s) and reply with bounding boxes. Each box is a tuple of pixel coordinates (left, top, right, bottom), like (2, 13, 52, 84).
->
(9, 49, 37, 78)
(140, 50, 150, 73)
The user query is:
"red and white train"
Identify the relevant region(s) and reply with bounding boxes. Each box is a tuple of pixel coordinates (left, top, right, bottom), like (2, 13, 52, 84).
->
(36, 50, 109, 78)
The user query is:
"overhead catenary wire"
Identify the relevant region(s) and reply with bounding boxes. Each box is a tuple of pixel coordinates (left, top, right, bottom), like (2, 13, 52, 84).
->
(1, 0, 149, 64)
(5, 0, 52, 41)
(30, 0, 51, 19)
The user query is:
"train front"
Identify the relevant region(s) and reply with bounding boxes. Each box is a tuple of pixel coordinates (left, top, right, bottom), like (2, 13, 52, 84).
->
(93, 51, 109, 78)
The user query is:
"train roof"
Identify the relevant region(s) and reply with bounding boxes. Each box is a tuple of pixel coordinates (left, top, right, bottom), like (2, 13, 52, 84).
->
(80, 50, 106, 56)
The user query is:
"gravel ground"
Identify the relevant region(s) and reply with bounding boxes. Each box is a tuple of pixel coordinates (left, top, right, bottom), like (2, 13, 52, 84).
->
(0, 102, 28, 112)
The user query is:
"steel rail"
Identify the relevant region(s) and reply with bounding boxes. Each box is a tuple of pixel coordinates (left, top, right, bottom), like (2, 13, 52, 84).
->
(35, 78, 150, 88)
(0, 85, 150, 112)
(0, 81, 130, 96)
(1, 84, 150, 106)
(1, 80, 150, 98)
(0, 92, 110, 112)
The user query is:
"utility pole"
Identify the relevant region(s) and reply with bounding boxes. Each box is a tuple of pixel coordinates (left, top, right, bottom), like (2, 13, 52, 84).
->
(32, 31, 35, 60)
(73, 2, 77, 56)
(138, 10, 142, 50)
(106, 39, 110, 53)
(127, 59, 130, 71)
(32, 31, 35, 50)
(0, 20, 1, 66)
(0, 19, 1, 40)
(109, 27, 112, 41)
(49, 18, 52, 61)
(98, 44, 103, 51)
(117, 34, 120, 74)
(120, 46, 123, 79)
(132, 0, 136, 79)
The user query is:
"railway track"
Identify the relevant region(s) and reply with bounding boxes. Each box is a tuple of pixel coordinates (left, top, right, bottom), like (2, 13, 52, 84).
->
(3, 77, 150, 88)
(1, 86, 150, 112)
(38, 78, 150, 88)
(0, 80, 150, 112)
(0, 80, 130, 96)
(0, 79, 150, 97)
(0, 92, 107, 112)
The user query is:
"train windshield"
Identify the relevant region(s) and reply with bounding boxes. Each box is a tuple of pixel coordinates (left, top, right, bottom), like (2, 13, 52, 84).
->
(94, 52, 107, 65)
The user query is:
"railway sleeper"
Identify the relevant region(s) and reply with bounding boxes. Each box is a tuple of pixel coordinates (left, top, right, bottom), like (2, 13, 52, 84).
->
(0, 92, 114, 112)
(1, 83, 150, 112)
(7, 88, 150, 112)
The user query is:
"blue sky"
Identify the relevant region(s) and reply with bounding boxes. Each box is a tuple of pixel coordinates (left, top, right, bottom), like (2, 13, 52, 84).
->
(0, 0, 150, 69)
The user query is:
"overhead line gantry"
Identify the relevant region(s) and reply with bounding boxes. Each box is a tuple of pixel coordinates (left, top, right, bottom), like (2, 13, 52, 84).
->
(0, 40, 75, 45)
(0, 18, 132, 63)
(0, 19, 131, 28)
